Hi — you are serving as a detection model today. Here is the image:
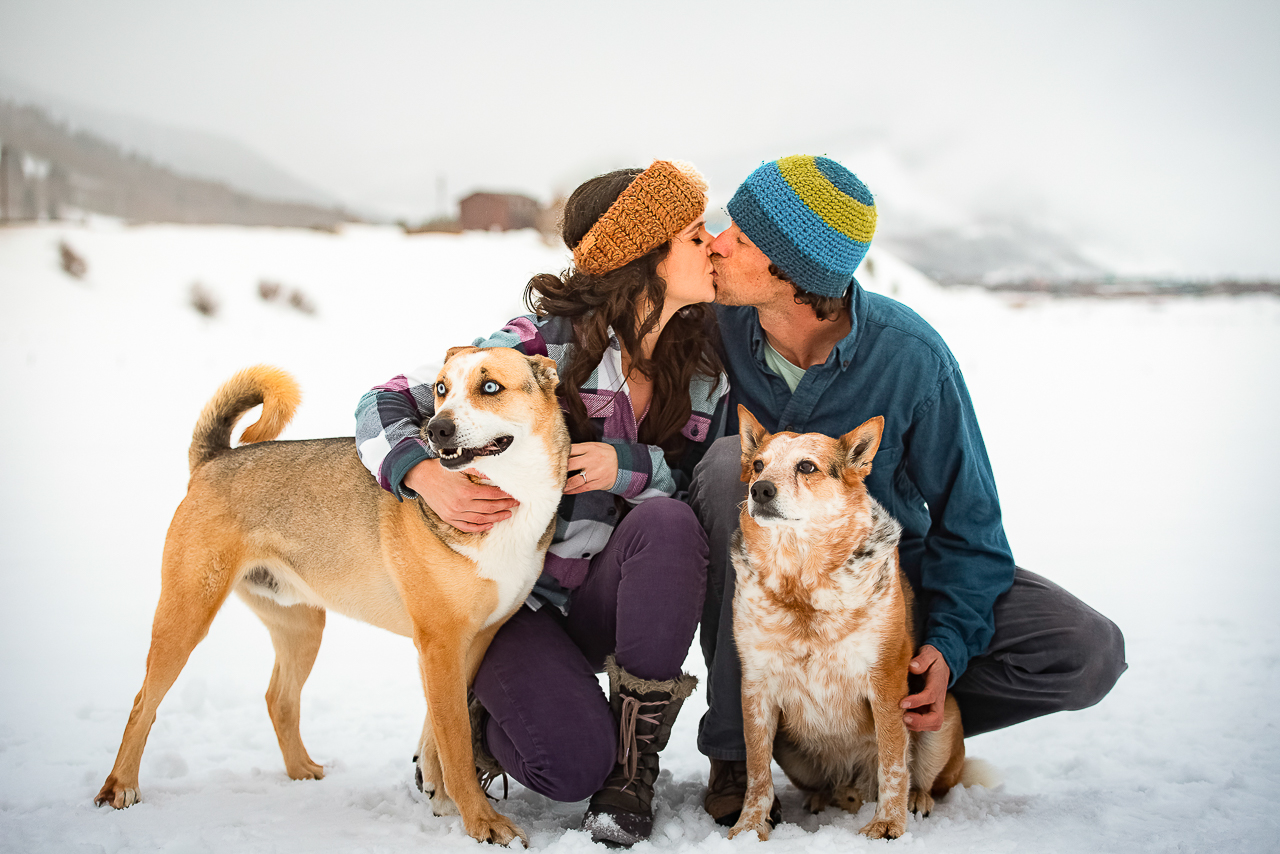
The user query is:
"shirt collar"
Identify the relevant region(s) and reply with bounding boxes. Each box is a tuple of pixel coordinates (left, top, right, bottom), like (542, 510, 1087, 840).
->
(747, 279, 863, 372)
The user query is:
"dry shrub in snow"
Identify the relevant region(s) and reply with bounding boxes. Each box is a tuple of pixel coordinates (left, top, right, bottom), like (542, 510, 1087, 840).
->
(258, 278, 316, 315)
(59, 241, 87, 279)
(258, 279, 282, 301)
(287, 288, 317, 315)
(189, 282, 219, 317)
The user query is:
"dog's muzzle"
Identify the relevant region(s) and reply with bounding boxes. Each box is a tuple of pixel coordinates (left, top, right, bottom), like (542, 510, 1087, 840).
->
(747, 479, 786, 520)
(426, 415, 514, 470)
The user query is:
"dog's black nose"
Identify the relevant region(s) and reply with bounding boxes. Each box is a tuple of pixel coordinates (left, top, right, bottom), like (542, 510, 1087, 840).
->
(750, 480, 777, 504)
(425, 416, 456, 444)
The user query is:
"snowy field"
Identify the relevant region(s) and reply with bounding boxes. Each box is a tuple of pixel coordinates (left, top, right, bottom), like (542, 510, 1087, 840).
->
(1, 221, 1278, 853)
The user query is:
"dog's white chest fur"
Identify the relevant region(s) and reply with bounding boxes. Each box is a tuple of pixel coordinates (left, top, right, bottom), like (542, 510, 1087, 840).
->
(733, 504, 903, 742)
(453, 506, 553, 628)
(450, 449, 562, 629)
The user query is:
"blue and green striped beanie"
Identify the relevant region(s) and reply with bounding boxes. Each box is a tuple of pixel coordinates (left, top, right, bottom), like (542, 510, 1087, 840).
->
(726, 155, 876, 298)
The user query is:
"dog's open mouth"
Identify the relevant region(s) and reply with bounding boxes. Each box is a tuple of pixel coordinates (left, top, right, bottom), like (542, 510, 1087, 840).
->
(437, 435, 514, 468)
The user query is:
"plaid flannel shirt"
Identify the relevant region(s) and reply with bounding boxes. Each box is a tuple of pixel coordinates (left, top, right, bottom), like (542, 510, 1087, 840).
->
(355, 313, 729, 610)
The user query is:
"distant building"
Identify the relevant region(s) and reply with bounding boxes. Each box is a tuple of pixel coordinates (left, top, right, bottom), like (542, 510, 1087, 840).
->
(459, 192, 541, 231)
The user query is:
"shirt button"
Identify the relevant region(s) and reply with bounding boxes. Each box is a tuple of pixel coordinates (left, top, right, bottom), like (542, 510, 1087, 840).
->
(607, 508, 617, 516)
(842, 360, 850, 368)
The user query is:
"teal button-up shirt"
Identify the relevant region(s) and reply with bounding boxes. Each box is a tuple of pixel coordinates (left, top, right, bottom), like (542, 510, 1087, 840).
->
(715, 284, 1015, 683)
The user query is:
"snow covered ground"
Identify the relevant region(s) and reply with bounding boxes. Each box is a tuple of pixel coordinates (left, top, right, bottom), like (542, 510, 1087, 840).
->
(1, 221, 1277, 853)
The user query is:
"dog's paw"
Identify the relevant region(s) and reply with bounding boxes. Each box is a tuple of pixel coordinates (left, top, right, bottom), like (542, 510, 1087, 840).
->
(832, 782, 864, 815)
(464, 813, 527, 847)
(94, 779, 140, 809)
(803, 789, 832, 814)
(727, 821, 772, 842)
(285, 759, 324, 781)
(728, 809, 773, 842)
(909, 787, 934, 817)
(859, 816, 906, 840)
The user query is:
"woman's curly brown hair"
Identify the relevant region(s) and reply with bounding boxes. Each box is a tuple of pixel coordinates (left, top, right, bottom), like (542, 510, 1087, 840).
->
(524, 168, 722, 462)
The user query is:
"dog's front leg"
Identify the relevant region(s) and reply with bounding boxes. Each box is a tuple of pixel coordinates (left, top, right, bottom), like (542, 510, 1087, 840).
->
(728, 684, 779, 841)
(415, 632, 527, 847)
(860, 686, 911, 840)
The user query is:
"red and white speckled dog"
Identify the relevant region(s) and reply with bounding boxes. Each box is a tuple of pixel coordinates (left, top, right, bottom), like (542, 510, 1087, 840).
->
(728, 406, 966, 841)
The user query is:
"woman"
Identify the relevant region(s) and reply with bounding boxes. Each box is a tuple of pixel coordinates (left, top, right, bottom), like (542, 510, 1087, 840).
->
(354, 160, 728, 847)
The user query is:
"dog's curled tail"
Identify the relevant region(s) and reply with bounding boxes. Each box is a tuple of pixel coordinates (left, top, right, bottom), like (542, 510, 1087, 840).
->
(188, 365, 302, 473)
(960, 757, 1002, 790)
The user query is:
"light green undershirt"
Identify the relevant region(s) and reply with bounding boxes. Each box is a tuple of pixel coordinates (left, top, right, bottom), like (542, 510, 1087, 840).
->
(763, 338, 807, 393)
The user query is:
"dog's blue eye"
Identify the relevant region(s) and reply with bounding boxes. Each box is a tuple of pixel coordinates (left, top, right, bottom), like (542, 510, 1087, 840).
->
(797, 460, 817, 475)
(753, 460, 764, 473)
(482, 380, 501, 394)
(435, 382, 446, 396)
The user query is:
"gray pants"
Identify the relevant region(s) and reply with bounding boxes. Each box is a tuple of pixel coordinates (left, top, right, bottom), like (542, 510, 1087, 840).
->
(691, 436, 1128, 759)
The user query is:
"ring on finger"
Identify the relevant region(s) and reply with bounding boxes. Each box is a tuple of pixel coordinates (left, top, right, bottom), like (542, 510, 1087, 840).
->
(577, 472, 588, 487)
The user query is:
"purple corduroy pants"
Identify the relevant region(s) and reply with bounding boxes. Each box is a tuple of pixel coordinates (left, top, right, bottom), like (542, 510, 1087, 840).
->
(470, 496, 707, 802)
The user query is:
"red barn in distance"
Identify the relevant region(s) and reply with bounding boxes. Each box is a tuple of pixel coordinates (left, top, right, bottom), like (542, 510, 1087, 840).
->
(458, 191, 541, 231)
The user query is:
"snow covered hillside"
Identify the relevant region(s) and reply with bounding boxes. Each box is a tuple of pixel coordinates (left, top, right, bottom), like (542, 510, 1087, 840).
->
(1, 221, 1277, 853)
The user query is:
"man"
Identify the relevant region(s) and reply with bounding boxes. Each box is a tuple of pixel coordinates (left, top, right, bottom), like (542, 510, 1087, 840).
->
(693, 155, 1127, 826)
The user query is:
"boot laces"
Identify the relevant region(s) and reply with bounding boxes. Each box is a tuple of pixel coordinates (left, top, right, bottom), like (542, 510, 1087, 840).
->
(615, 694, 666, 793)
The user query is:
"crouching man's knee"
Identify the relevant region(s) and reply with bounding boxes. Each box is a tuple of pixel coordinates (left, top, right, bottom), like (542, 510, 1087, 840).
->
(1063, 611, 1128, 710)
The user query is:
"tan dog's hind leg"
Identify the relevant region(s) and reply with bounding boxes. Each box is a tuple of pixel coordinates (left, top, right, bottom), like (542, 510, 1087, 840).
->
(236, 589, 326, 781)
(910, 693, 965, 815)
(728, 687, 780, 841)
(415, 689, 456, 816)
(859, 689, 911, 840)
(95, 540, 239, 809)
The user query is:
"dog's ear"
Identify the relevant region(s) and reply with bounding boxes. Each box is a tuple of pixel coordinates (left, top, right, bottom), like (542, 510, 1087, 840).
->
(839, 416, 884, 477)
(526, 354, 560, 393)
(738, 406, 768, 482)
(445, 345, 478, 362)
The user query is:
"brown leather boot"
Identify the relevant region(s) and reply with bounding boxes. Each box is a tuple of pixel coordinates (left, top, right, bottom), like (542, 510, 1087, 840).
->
(581, 656, 698, 847)
(703, 757, 782, 828)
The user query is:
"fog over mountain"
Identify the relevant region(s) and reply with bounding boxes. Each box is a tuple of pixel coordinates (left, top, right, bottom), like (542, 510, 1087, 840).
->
(2, 1, 1277, 281)
(0, 75, 343, 211)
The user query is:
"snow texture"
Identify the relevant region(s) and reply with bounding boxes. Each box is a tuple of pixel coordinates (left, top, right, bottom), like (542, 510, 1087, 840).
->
(1, 221, 1278, 853)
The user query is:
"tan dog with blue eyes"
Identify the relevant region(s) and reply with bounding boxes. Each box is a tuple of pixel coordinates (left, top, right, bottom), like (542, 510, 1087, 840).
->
(95, 347, 570, 847)
(728, 406, 965, 842)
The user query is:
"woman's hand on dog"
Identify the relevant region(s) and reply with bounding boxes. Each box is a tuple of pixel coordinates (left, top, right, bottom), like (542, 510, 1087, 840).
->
(901, 644, 950, 732)
(563, 442, 619, 495)
(405, 459, 519, 532)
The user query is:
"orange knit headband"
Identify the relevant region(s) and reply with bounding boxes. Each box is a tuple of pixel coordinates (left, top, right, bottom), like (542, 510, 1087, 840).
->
(571, 160, 708, 276)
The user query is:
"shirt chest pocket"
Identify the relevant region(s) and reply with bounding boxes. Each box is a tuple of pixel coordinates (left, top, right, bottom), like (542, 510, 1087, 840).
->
(864, 445, 904, 507)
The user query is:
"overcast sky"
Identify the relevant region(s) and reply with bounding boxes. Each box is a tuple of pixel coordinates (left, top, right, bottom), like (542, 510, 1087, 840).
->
(2, 0, 1278, 278)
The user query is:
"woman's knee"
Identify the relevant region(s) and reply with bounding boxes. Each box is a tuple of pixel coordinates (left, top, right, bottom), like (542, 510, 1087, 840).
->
(619, 498, 708, 570)
(512, 711, 615, 801)
(627, 494, 701, 529)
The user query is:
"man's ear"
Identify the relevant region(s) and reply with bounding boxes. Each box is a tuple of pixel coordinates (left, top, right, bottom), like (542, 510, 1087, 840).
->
(445, 345, 478, 362)
(738, 406, 768, 482)
(839, 416, 884, 477)
(527, 354, 560, 393)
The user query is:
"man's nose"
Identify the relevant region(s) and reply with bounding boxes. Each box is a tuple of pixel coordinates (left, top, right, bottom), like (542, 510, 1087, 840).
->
(709, 229, 731, 257)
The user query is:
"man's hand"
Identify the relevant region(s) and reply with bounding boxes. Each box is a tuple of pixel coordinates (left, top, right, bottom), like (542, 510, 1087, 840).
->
(403, 458, 518, 533)
(563, 442, 619, 495)
(900, 644, 950, 732)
